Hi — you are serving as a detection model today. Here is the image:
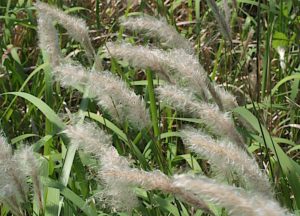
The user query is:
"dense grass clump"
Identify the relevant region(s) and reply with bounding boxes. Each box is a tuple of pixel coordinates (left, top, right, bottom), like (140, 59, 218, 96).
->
(0, 1, 300, 216)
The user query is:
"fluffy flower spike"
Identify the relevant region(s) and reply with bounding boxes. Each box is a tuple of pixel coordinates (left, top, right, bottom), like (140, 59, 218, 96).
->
(0, 133, 27, 216)
(174, 174, 289, 216)
(157, 85, 243, 146)
(181, 127, 272, 197)
(55, 63, 150, 129)
(65, 122, 213, 214)
(15, 146, 43, 211)
(35, 1, 96, 62)
(37, 16, 61, 66)
(106, 42, 209, 99)
(120, 15, 193, 53)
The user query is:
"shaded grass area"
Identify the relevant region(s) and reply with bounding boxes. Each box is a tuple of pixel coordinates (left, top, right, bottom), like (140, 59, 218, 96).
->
(0, 0, 300, 215)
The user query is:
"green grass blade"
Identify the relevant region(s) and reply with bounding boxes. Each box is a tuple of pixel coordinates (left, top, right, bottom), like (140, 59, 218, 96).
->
(2, 92, 65, 130)
(11, 133, 39, 144)
(42, 178, 98, 216)
(271, 73, 300, 95)
(146, 69, 164, 170)
(234, 107, 300, 208)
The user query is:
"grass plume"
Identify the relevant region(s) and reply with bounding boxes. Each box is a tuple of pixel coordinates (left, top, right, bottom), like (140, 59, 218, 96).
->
(1, 1, 296, 215)
(55, 63, 150, 129)
(107, 42, 235, 111)
(174, 174, 289, 216)
(214, 85, 238, 110)
(35, 1, 96, 62)
(65, 122, 213, 214)
(157, 85, 243, 146)
(106, 42, 209, 100)
(64, 122, 140, 211)
(120, 15, 193, 53)
(36, 16, 61, 66)
(205, 0, 232, 41)
(181, 127, 272, 197)
(16, 147, 44, 212)
(0, 133, 27, 216)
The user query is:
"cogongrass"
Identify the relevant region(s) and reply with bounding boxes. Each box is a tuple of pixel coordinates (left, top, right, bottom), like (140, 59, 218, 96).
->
(16, 147, 43, 211)
(119, 14, 194, 53)
(106, 42, 209, 100)
(0, 133, 42, 216)
(0, 3, 289, 216)
(174, 174, 289, 216)
(63, 122, 289, 215)
(37, 15, 61, 66)
(35, 1, 95, 62)
(36, 3, 150, 130)
(54, 63, 151, 129)
(106, 42, 235, 111)
(205, 0, 232, 41)
(181, 127, 272, 197)
(64, 122, 213, 214)
(156, 84, 243, 146)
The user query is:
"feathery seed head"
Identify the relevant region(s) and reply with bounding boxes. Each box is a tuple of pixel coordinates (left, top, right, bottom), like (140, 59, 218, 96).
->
(53, 60, 150, 129)
(174, 174, 288, 216)
(100, 165, 213, 214)
(103, 169, 171, 191)
(88, 70, 151, 129)
(64, 122, 138, 212)
(99, 164, 210, 213)
(65, 122, 130, 175)
(65, 123, 213, 213)
(15, 146, 40, 177)
(214, 85, 238, 111)
(106, 42, 172, 82)
(180, 127, 272, 197)
(15, 146, 44, 210)
(97, 176, 139, 212)
(53, 62, 89, 88)
(0, 183, 24, 216)
(35, 1, 95, 60)
(37, 16, 61, 66)
(0, 184, 14, 198)
(156, 85, 198, 112)
(52, 60, 150, 129)
(0, 160, 28, 204)
(168, 48, 208, 95)
(96, 139, 139, 212)
(107, 43, 209, 99)
(157, 85, 243, 145)
(206, 0, 232, 41)
(0, 139, 23, 211)
(98, 141, 212, 213)
(223, 0, 231, 30)
(0, 133, 12, 160)
(0, 134, 28, 203)
(64, 122, 111, 157)
(120, 15, 193, 53)
(99, 168, 169, 211)
(194, 102, 243, 145)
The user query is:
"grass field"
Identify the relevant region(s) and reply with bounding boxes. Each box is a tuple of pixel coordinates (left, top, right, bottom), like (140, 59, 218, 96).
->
(0, 0, 300, 215)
